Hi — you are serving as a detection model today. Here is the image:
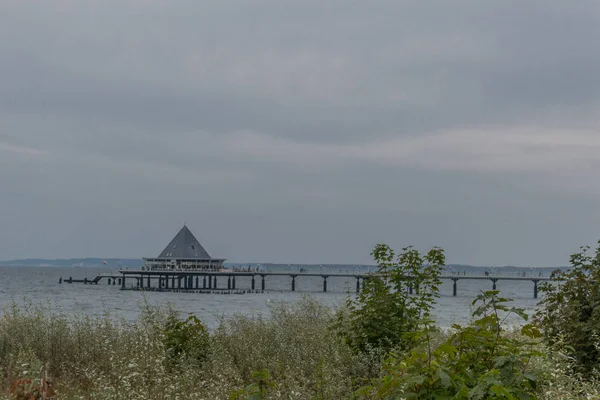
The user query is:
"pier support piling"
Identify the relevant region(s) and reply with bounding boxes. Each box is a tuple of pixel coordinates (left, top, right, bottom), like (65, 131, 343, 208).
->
(355, 277, 360, 293)
(491, 279, 498, 291)
(322, 276, 328, 292)
(291, 275, 296, 291)
(261, 275, 266, 291)
(251, 276, 256, 290)
(533, 280, 539, 299)
(232, 276, 236, 289)
(452, 278, 459, 296)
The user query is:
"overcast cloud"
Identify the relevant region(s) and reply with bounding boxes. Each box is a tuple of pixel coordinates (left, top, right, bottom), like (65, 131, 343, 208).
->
(1, 0, 599, 266)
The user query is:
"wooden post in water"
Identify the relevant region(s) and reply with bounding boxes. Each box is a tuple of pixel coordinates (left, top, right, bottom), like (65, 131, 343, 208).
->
(213, 276, 218, 289)
(355, 277, 360, 293)
(322, 276, 328, 292)
(147, 276, 151, 288)
(196, 276, 199, 289)
(533, 279, 539, 299)
(491, 279, 498, 290)
(291, 275, 296, 291)
(452, 278, 458, 296)
(227, 276, 231, 290)
(252, 276, 256, 290)
(121, 276, 125, 289)
(203, 275, 207, 289)
(232, 276, 236, 289)
(261, 275, 266, 291)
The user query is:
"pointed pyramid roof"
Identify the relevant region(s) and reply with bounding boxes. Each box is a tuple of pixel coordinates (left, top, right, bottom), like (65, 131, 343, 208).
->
(158, 225, 211, 259)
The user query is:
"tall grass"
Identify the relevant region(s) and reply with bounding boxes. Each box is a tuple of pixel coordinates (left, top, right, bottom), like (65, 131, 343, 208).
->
(0, 297, 596, 399)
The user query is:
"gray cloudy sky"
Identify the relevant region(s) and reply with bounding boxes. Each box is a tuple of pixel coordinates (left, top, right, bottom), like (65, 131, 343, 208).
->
(1, 0, 599, 266)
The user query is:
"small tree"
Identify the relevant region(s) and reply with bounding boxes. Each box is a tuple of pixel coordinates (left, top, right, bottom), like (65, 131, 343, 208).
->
(358, 291, 542, 399)
(162, 314, 210, 369)
(340, 244, 445, 353)
(537, 241, 600, 375)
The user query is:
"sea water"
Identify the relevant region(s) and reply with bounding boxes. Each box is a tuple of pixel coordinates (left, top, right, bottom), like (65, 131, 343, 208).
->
(0, 266, 543, 329)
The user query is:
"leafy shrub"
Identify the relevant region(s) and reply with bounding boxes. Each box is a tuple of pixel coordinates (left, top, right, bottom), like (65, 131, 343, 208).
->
(531, 334, 600, 400)
(358, 291, 543, 399)
(537, 241, 600, 375)
(340, 244, 445, 353)
(229, 369, 275, 400)
(162, 314, 210, 368)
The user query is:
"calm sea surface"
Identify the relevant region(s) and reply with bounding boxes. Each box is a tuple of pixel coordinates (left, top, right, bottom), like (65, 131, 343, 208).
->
(0, 266, 543, 329)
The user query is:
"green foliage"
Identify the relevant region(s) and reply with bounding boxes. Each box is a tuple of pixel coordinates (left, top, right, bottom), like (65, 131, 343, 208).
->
(537, 241, 600, 375)
(229, 369, 275, 400)
(1, 293, 600, 399)
(359, 291, 543, 399)
(340, 244, 445, 353)
(162, 314, 209, 368)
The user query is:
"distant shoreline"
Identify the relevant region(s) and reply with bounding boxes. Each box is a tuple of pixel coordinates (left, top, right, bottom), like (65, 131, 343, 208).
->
(0, 258, 570, 272)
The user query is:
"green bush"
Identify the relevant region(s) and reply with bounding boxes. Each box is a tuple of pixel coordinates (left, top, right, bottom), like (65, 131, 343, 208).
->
(229, 369, 275, 400)
(339, 244, 445, 354)
(162, 314, 210, 369)
(359, 290, 543, 399)
(537, 241, 600, 376)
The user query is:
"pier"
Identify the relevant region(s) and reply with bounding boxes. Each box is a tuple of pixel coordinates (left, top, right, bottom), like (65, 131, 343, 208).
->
(60, 270, 551, 298)
(58, 225, 552, 298)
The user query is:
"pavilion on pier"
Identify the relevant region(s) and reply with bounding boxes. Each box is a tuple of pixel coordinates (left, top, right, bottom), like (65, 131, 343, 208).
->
(143, 224, 226, 271)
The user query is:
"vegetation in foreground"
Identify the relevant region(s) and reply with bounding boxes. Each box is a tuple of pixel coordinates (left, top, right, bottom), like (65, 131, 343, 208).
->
(0, 243, 600, 399)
